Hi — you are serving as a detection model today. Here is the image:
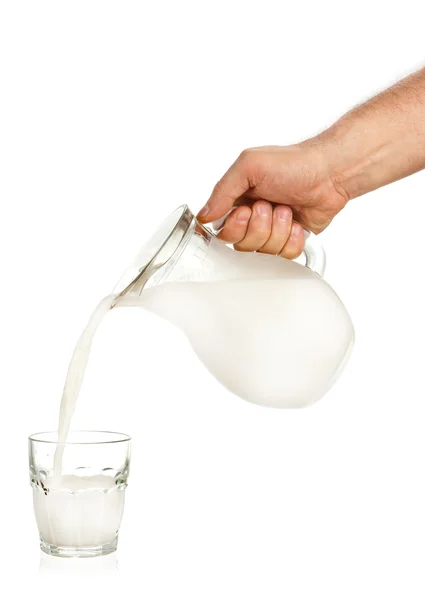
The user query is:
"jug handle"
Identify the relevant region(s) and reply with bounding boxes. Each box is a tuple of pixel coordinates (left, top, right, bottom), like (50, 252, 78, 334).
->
(302, 230, 326, 277)
(210, 211, 326, 277)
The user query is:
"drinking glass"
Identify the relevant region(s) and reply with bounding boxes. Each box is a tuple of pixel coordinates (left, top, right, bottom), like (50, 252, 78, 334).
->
(29, 431, 131, 558)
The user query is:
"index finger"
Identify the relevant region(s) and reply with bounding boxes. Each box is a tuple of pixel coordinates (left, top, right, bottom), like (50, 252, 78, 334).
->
(197, 152, 256, 223)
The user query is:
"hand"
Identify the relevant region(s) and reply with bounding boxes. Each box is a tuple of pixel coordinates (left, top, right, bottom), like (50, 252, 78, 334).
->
(197, 142, 349, 258)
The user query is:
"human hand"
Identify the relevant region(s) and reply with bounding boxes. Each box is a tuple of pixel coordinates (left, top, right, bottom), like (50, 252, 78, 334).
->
(197, 143, 348, 258)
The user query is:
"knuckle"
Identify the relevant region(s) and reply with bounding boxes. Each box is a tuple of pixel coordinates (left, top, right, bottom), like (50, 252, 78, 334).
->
(239, 148, 252, 158)
(281, 248, 302, 260)
(218, 231, 233, 243)
(255, 234, 271, 248)
(237, 148, 263, 187)
(234, 243, 249, 252)
(257, 225, 273, 238)
(238, 148, 256, 165)
(257, 247, 272, 255)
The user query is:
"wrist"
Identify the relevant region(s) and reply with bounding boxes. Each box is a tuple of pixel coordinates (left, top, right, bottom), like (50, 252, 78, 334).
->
(299, 135, 352, 208)
(316, 120, 377, 200)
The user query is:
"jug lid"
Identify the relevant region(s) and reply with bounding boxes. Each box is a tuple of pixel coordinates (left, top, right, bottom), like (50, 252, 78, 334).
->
(112, 205, 194, 298)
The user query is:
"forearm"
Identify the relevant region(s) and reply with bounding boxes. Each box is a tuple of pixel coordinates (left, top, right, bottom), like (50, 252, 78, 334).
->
(318, 67, 425, 200)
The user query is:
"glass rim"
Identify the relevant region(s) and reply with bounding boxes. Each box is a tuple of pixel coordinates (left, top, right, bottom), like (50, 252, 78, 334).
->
(28, 430, 131, 445)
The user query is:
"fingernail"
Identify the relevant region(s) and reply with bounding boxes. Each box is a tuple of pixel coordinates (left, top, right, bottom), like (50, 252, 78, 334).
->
(276, 206, 291, 222)
(237, 209, 250, 224)
(290, 224, 302, 239)
(256, 203, 268, 217)
(197, 204, 210, 219)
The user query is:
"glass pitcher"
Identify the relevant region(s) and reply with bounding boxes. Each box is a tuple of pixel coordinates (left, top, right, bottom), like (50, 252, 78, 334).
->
(112, 205, 354, 408)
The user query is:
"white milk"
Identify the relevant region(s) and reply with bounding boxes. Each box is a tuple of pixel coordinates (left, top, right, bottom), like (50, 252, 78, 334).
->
(53, 255, 353, 481)
(54, 276, 353, 469)
(53, 295, 115, 480)
(129, 277, 354, 408)
(33, 475, 125, 548)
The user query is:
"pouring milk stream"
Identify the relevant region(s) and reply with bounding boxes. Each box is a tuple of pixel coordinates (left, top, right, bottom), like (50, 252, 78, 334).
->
(53, 205, 354, 479)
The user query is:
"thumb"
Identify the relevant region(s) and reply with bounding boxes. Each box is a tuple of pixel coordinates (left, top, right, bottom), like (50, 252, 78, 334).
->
(197, 153, 254, 223)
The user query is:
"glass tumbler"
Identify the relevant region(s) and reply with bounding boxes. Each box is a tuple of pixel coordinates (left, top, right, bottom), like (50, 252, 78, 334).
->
(29, 431, 131, 558)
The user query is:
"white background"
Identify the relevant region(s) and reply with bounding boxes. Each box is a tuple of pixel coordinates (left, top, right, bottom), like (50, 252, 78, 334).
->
(1, 1, 425, 598)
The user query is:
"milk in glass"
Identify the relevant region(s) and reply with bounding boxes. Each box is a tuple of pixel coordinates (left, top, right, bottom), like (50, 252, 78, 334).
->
(33, 475, 125, 549)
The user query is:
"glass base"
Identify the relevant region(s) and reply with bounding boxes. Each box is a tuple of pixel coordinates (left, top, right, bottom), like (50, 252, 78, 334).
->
(40, 536, 118, 558)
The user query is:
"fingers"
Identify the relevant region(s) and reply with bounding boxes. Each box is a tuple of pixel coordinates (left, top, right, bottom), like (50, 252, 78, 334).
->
(234, 202, 272, 252)
(217, 206, 252, 244)
(258, 206, 292, 255)
(197, 151, 260, 224)
(279, 222, 304, 259)
(218, 201, 305, 259)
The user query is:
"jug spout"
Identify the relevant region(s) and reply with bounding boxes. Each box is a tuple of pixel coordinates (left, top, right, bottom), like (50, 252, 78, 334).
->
(112, 205, 197, 304)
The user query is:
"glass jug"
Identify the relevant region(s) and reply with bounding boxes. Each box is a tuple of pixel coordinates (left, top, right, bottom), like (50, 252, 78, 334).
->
(113, 205, 354, 408)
